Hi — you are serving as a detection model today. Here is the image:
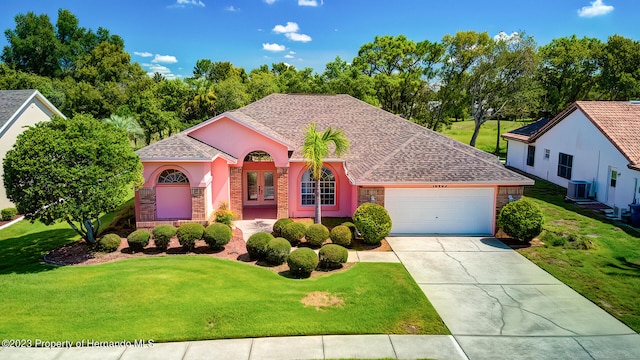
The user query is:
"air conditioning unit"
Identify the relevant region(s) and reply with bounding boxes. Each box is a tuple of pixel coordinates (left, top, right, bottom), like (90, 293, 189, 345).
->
(567, 180, 590, 200)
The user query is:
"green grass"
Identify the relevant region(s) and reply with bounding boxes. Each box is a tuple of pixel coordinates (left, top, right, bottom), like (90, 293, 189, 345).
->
(0, 258, 447, 342)
(0, 204, 447, 342)
(440, 119, 529, 158)
(517, 176, 640, 331)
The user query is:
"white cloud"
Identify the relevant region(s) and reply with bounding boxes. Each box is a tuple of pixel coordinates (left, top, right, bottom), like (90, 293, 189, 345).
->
(134, 51, 153, 57)
(493, 31, 520, 43)
(152, 54, 178, 64)
(263, 43, 286, 52)
(143, 64, 178, 80)
(578, 0, 614, 17)
(273, 22, 299, 34)
(289, 51, 296, 55)
(298, 0, 320, 6)
(225, 5, 239, 12)
(284, 54, 294, 59)
(264, 0, 277, 4)
(170, 0, 205, 7)
(285, 32, 312, 42)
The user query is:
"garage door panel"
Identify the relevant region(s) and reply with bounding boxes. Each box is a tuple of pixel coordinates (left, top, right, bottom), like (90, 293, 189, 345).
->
(385, 188, 494, 234)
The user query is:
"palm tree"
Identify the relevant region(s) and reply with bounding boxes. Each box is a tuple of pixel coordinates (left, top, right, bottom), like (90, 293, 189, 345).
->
(102, 114, 144, 147)
(302, 123, 350, 224)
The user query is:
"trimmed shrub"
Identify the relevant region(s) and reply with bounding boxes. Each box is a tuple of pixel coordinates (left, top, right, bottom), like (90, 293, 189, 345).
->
(353, 203, 392, 245)
(330, 225, 352, 247)
(497, 199, 544, 242)
(319, 244, 348, 269)
(1, 207, 18, 221)
(127, 229, 150, 252)
(176, 223, 205, 251)
(266, 237, 292, 265)
(152, 224, 176, 250)
(305, 224, 330, 248)
(281, 222, 307, 246)
(341, 221, 357, 238)
(287, 247, 319, 278)
(246, 231, 275, 260)
(273, 218, 293, 237)
(99, 234, 121, 252)
(203, 223, 233, 249)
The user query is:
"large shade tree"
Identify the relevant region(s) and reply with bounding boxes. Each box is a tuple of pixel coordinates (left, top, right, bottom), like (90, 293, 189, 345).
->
(302, 123, 349, 224)
(3, 115, 143, 243)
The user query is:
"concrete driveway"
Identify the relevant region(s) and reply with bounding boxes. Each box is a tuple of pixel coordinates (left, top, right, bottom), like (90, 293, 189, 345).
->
(388, 236, 640, 360)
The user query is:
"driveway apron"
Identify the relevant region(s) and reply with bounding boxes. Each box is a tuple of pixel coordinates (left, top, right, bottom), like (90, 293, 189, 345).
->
(388, 236, 640, 360)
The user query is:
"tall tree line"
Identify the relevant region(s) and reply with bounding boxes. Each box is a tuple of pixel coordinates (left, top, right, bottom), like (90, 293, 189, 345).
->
(2, 9, 639, 147)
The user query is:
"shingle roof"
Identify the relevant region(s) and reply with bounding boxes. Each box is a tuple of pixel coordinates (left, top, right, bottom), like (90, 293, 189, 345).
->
(501, 117, 551, 142)
(504, 101, 640, 171)
(136, 133, 237, 162)
(210, 94, 530, 184)
(0, 89, 37, 130)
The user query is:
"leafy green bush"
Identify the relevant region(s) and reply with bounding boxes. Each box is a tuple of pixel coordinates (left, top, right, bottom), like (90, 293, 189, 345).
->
(319, 244, 348, 269)
(273, 218, 293, 237)
(341, 221, 357, 238)
(305, 224, 330, 248)
(330, 225, 352, 247)
(287, 248, 319, 278)
(152, 224, 176, 250)
(281, 222, 307, 246)
(127, 229, 150, 252)
(176, 223, 205, 251)
(203, 223, 233, 249)
(99, 234, 121, 252)
(353, 203, 392, 245)
(246, 232, 275, 260)
(266, 237, 292, 265)
(1, 207, 18, 221)
(497, 199, 544, 242)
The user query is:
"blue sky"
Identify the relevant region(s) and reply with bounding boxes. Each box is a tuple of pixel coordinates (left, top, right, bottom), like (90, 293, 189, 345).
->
(0, 0, 637, 79)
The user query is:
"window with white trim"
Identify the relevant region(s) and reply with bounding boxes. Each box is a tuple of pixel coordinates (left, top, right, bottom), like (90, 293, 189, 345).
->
(158, 169, 189, 184)
(301, 167, 335, 206)
(557, 153, 573, 180)
(544, 148, 550, 160)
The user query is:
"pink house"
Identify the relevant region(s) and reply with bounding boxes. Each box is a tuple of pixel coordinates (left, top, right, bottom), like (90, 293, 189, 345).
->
(135, 94, 533, 234)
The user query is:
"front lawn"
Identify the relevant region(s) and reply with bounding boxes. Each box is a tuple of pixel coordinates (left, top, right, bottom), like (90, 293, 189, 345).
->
(0, 257, 447, 342)
(518, 177, 640, 332)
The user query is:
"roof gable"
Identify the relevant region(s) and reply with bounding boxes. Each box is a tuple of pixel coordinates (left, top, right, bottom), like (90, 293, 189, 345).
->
(0, 89, 65, 137)
(136, 133, 237, 163)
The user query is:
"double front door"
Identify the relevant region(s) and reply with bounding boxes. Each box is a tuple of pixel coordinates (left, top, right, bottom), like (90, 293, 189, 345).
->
(244, 170, 275, 205)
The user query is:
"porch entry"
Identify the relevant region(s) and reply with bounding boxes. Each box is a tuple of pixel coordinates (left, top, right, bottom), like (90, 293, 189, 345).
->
(241, 151, 278, 219)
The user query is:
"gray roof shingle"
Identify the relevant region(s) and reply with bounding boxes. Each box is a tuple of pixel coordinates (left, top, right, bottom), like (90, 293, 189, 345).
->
(136, 133, 236, 162)
(140, 94, 532, 185)
(0, 89, 37, 130)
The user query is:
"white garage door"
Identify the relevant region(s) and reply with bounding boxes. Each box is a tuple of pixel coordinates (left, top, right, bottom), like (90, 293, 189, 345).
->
(385, 188, 494, 234)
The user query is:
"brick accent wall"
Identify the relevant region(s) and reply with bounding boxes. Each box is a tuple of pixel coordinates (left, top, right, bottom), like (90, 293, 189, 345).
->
(358, 187, 385, 207)
(277, 167, 289, 219)
(496, 186, 525, 214)
(138, 187, 156, 221)
(191, 187, 206, 220)
(230, 167, 243, 219)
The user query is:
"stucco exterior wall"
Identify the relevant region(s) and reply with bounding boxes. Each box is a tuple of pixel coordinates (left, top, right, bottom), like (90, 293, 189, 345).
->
(506, 111, 640, 208)
(0, 99, 55, 209)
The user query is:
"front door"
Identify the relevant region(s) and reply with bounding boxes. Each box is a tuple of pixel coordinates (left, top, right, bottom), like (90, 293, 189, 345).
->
(244, 170, 275, 205)
(607, 166, 617, 204)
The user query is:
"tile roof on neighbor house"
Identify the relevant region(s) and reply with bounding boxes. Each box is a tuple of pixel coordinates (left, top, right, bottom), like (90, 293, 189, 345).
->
(139, 94, 533, 185)
(503, 101, 640, 171)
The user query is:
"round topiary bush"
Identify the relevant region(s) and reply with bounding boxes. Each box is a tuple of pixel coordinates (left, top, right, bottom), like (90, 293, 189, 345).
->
(99, 233, 121, 252)
(152, 224, 176, 250)
(203, 223, 233, 249)
(272, 218, 293, 237)
(353, 203, 392, 245)
(266, 237, 292, 265)
(1, 207, 18, 221)
(305, 224, 330, 248)
(287, 247, 319, 278)
(281, 222, 307, 246)
(319, 244, 348, 269)
(497, 199, 544, 242)
(330, 225, 352, 247)
(176, 223, 205, 251)
(246, 231, 275, 260)
(341, 221, 357, 239)
(127, 229, 150, 252)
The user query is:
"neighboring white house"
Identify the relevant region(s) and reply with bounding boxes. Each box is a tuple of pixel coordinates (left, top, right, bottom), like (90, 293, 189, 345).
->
(0, 90, 65, 209)
(503, 101, 640, 213)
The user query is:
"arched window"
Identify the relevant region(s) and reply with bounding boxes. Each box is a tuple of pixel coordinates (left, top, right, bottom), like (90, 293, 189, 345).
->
(301, 167, 335, 206)
(158, 169, 189, 184)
